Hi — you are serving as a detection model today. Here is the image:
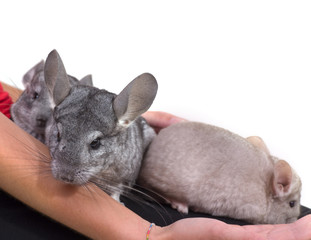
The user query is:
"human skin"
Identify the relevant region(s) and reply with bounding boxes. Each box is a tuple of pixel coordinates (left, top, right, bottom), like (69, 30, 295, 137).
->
(0, 112, 311, 240)
(0, 113, 151, 239)
(142, 111, 187, 133)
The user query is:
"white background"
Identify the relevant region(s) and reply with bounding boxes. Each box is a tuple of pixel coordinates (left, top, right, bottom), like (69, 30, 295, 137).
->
(0, 1, 310, 206)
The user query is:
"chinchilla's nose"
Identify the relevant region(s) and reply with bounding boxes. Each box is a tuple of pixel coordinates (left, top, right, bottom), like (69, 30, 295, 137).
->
(36, 117, 47, 127)
(59, 175, 74, 184)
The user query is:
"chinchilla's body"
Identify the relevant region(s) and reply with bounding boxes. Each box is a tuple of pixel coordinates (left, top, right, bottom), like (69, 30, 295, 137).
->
(11, 60, 92, 143)
(138, 122, 302, 224)
(44, 50, 157, 202)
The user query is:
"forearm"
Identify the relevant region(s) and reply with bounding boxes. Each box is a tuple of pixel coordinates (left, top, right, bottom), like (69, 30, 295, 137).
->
(1, 112, 310, 240)
(0, 113, 154, 240)
(0, 112, 251, 240)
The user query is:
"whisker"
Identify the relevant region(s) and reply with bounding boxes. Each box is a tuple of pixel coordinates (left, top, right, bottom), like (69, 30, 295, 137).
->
(1, 79, 23, 102)
(4, 127, 51, 164)
(88, 174, 171, 224)
(6, 78, 20, 89)
(1, 124, 173, 223)
(0, 126, 52, 184)
(0, 162, 52, 187)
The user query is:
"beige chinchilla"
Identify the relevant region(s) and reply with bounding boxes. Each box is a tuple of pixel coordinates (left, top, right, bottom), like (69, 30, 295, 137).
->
(138, 121, 302, 224)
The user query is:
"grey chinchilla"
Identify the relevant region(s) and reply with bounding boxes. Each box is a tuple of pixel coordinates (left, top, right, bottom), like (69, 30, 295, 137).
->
(138, 121, 302, 224)
(44, 50, 157, 202)
(11, 60, 93, 143)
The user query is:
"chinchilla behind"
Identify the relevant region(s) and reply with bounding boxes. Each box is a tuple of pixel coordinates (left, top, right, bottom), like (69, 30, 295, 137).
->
(138, 122, 302, 224)
(11, 60, 93, 143)
(44, 50, 157, 202)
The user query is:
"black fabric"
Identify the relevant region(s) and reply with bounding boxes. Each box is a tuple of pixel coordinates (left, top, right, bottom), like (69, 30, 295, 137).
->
(121, 195, 250, 226)
(0, 189, 310, 239)
(122, 195, 311, 227)
(0, 190, 89, 240)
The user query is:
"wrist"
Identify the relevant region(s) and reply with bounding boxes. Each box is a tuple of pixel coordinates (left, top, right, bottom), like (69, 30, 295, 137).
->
(149, 225, 171, 240)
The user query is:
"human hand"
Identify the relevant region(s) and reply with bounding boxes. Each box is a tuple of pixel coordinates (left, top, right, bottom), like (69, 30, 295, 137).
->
(142, 112, 311, 239)
(142, 111, 187, 133)
(152, 215, 311, 240)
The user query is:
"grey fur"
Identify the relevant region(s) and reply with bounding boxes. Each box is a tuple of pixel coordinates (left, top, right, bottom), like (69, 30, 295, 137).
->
(138, 122, 302, 224)
(44, 50, 71, 106)
(44, 50, 157, 202)
(11, 56, 93, 143)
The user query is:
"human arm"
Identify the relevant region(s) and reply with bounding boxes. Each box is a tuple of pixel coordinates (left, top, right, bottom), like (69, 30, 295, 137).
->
(1, 112, 311, 240)
(0, 113, 151, 240)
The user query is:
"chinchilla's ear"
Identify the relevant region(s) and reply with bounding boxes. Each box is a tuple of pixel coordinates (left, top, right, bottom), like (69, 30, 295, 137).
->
(79, 74, 93, 86)
(246, 136, 270, 155)
(113, 73, 158, 126)
(272, 160, 293, 198)
(22, 60, 45, 87)
(44, 50, 71, 106)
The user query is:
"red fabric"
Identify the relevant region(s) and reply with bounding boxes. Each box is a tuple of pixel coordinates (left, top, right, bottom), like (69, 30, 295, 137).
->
(0, 83, 13, 119)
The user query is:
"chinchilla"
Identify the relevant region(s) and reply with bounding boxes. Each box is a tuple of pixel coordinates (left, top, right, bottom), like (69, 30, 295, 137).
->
(44, 50, 157, 202)
(138, 121, 302, 224)
(11, 60, 93, 143)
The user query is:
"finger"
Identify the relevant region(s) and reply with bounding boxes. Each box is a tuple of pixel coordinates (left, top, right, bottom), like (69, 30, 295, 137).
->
(142, 111, 187, 130)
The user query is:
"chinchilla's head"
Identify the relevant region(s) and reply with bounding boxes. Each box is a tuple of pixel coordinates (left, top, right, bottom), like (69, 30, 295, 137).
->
(265, 157, 302, 224)
(11, 59, 93, 144)
(44, 50, 157, 186)
(11, 60, 52, 140)
(247, 136, 301, 224)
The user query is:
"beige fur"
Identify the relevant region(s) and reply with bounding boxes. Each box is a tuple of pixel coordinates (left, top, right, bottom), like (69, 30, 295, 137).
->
(138, 122, 302, 224)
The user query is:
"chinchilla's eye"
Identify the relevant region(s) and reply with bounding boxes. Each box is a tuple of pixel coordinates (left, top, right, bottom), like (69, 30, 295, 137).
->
(289, 201, 296, 208)
(57, 131, 61, 142)
(56, 123, 62, 142)
(32, 92, 39, 100)
(90, 138, 101, 150)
